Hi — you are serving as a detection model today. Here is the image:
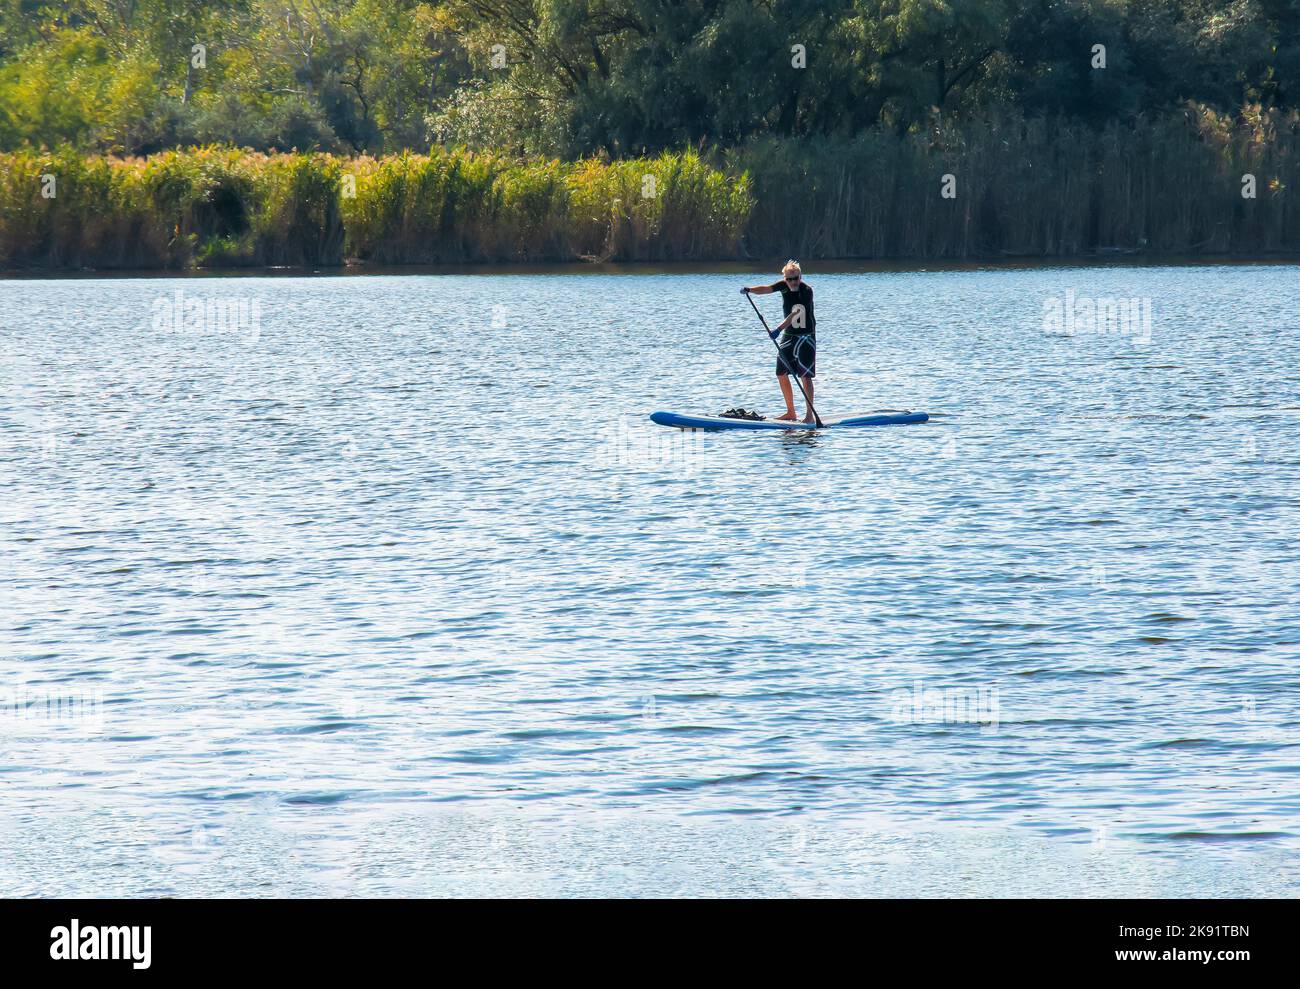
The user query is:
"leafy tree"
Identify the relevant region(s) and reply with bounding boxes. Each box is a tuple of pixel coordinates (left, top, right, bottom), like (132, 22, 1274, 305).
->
(0, 0, 1294, 154)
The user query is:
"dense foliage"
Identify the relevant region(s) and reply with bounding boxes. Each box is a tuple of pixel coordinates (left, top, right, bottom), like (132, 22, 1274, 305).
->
(0, 147, 753, 266)
(1, 2, 1296, 266)
(0, 1, 1296, 156)
(3, 107, 1294, 268)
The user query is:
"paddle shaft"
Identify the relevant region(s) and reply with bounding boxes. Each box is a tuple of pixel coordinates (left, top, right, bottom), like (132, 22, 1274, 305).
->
(746, 291, 823, 428)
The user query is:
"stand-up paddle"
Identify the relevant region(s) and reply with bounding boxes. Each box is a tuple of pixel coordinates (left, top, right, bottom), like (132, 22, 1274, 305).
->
(745, 289, 824, 428)
(648, 267, 930, 431)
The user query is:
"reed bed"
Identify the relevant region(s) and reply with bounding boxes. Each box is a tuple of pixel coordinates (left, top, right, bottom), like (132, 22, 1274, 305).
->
(1, 109, 1294, 269)
(0, 146, 748, 267)
(342, 148, 751, 263)
(733, 107, 1299, 259)
(0, 148, 346, 268)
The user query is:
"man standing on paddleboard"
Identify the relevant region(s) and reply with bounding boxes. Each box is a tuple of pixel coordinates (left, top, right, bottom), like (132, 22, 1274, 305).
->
(742, 260, 816, 422)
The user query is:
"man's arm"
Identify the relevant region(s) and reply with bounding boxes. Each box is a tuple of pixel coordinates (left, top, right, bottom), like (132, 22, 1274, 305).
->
(742, 284, 776, 294)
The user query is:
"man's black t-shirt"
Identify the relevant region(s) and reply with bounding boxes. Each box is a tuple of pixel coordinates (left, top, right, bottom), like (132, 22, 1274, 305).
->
(769, 280, 815, 335)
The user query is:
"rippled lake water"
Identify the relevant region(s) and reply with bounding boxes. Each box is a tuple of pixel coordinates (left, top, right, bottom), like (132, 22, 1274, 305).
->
(1, 263, 1297, 897)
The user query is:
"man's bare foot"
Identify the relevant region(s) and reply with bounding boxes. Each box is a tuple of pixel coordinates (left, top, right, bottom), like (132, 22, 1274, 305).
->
(775, 411, 798, 421)
(803, 414, 816, 424)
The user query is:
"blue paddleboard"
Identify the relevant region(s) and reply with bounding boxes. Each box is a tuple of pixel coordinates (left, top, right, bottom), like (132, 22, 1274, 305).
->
(650, 411, 929, 430)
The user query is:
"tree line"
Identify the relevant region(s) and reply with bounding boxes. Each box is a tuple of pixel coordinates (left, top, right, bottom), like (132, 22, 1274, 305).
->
(1, 1, 1296, 157)
(2, 2, 1296, 267)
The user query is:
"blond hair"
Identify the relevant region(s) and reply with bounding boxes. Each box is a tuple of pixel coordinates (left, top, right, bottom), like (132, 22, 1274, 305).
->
(782, 260, 802, 276)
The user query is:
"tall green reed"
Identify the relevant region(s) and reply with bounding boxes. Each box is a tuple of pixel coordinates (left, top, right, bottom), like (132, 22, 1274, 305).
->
(1, 113, 1292, 270)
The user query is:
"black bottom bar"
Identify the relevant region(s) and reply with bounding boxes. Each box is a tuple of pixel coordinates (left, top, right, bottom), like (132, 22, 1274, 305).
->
(0, 898, 1288, 977)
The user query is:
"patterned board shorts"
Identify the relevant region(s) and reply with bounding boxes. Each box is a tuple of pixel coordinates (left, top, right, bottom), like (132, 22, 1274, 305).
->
(775, 332, 816, 378)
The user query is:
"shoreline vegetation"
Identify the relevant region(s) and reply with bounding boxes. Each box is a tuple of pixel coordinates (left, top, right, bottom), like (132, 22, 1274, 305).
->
(4, 2, 1297, 272)
(2, 108, 1296, 271)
